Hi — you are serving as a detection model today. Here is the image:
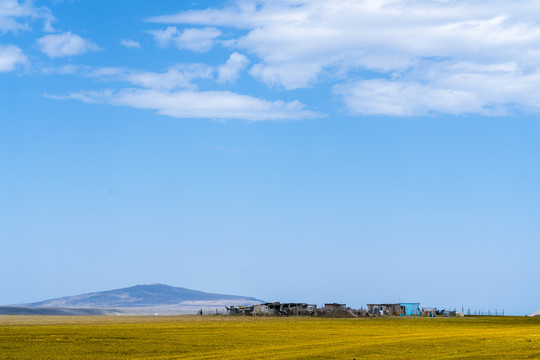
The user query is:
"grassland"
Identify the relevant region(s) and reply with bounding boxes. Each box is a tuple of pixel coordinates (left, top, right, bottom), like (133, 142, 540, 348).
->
(1, 315, 539, 359)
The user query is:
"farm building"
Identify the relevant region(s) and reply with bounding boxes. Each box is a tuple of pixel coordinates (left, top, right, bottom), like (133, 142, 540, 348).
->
(228, 303, 317, 316)
(367, 303, 421, 316)
(227, 300, 423, 317)
(401, 303, 421, 316)
(367, 304, 404, 316)
(254, 302, 317, 316)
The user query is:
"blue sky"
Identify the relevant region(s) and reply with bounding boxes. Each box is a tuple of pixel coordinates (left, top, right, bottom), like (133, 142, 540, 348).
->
(1, 0, 539, 315)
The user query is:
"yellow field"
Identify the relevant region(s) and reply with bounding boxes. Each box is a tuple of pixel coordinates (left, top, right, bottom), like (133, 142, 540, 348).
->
(1, 315, 539, 359)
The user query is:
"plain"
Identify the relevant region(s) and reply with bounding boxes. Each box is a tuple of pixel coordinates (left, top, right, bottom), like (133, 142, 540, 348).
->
(1, 315, 540, 359)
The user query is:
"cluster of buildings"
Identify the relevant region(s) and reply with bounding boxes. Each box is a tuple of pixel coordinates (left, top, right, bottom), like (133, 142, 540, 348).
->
(227, 302, 462, 317)
(366, 303, 461, 317)
(227, 302, 347, 316)
(366, 303, 421, 316)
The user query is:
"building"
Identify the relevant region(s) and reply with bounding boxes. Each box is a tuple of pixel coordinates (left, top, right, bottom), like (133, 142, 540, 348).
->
(422, 307, 437, 317)
(367, 304, 404, 316)
(400, 303, 421, 316)
(367, 303, 422, 316)
(252, 302, 317, 316)
(443, 310, 457, 317)
(226, 305, 255, 315)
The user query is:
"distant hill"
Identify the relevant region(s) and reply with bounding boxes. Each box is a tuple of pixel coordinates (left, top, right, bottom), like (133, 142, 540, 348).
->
(0, 306, 119, 316)
(11, 284, 263, 315)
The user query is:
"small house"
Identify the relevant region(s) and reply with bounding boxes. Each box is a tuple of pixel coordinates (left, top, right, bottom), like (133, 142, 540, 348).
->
(400, 303, 421, 316)
(367, 304, 404, 316)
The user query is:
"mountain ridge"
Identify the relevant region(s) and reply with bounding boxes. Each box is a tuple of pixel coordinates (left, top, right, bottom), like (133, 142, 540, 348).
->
(22, 284, 263, 309)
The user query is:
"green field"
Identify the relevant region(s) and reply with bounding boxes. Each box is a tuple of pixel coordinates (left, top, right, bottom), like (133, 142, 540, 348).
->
(1, 315, 539, 359)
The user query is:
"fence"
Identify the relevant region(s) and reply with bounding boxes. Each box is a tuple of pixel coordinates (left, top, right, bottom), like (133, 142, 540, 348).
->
(466, 308, 505, 316)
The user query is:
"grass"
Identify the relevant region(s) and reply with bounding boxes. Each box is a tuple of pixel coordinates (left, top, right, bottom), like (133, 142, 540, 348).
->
(1, 315, 540, 359)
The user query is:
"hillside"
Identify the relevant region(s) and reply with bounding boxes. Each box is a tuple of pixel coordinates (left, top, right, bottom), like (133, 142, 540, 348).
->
(13, 284, 263, 315)
(0, 306, 118, 316)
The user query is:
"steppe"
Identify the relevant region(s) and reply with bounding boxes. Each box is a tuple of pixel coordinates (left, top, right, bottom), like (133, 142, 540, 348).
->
(1, 315, 539, 359)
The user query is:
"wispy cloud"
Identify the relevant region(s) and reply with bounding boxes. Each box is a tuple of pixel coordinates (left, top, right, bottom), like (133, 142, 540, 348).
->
(0, 0, 55, 33)
(334, 60, 540, 116)
(217, 52, 249, 84)
(48, 88, 321, 121)
(83, 63, 213, 90)
(125, 66, 213, 91)
(148, 26, 221, 52)
(147, 0, 540, 116)
(0, 43, 26, 71)
(37, 32, 99, 58)
(334, 80, 483, 117)
(40, 64, 82, 75)
(120, 39, 141, 49)
(46, 56, 322, 121)
(0, 0, 54, 72)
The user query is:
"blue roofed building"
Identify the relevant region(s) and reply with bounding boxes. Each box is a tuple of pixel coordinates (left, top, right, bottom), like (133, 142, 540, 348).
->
(400, 302, 421, 316)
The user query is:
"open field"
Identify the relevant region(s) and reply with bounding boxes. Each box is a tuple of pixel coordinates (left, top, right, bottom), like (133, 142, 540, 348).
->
(1, 315, 539, 359)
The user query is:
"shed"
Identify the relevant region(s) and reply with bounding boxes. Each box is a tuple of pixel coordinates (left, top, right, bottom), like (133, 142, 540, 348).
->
(367, 304, 404, 316)
(253, 302, 317, 316)
(400, 303, 421, 316)
(422, 308, 437, 317)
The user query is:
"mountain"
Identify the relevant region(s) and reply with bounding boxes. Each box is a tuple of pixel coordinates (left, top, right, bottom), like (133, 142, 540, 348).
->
(13, 284, 264, 315)
(25, 284, 262, 308)
(529, 309, 540, 317)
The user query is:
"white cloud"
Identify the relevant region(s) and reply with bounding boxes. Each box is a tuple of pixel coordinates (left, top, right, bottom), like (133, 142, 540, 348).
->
(0, 0, 55, 33)
(120, 39, 141, 49)
(85, 63, 213, 90)
(87, 66, 126, 79)
(40, 64, 81, 75)
(126, 65, 213, 90)
(37, 32, 99, 58)
(217, 52, 249, 84)
(127, 70, 191, 90)
(148, 26, 177, 47)
(149, 26, 221, 52)
(250, 62, 322, 90)
(49, 88, 321, 121)
(84, 55, 248, 91)
(147, 0, 540, 116)
(334, 80, 483, 117)
(0, 44, 26, 71)
(46, 58, 320, 121)
(334, 59, 540, 116)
